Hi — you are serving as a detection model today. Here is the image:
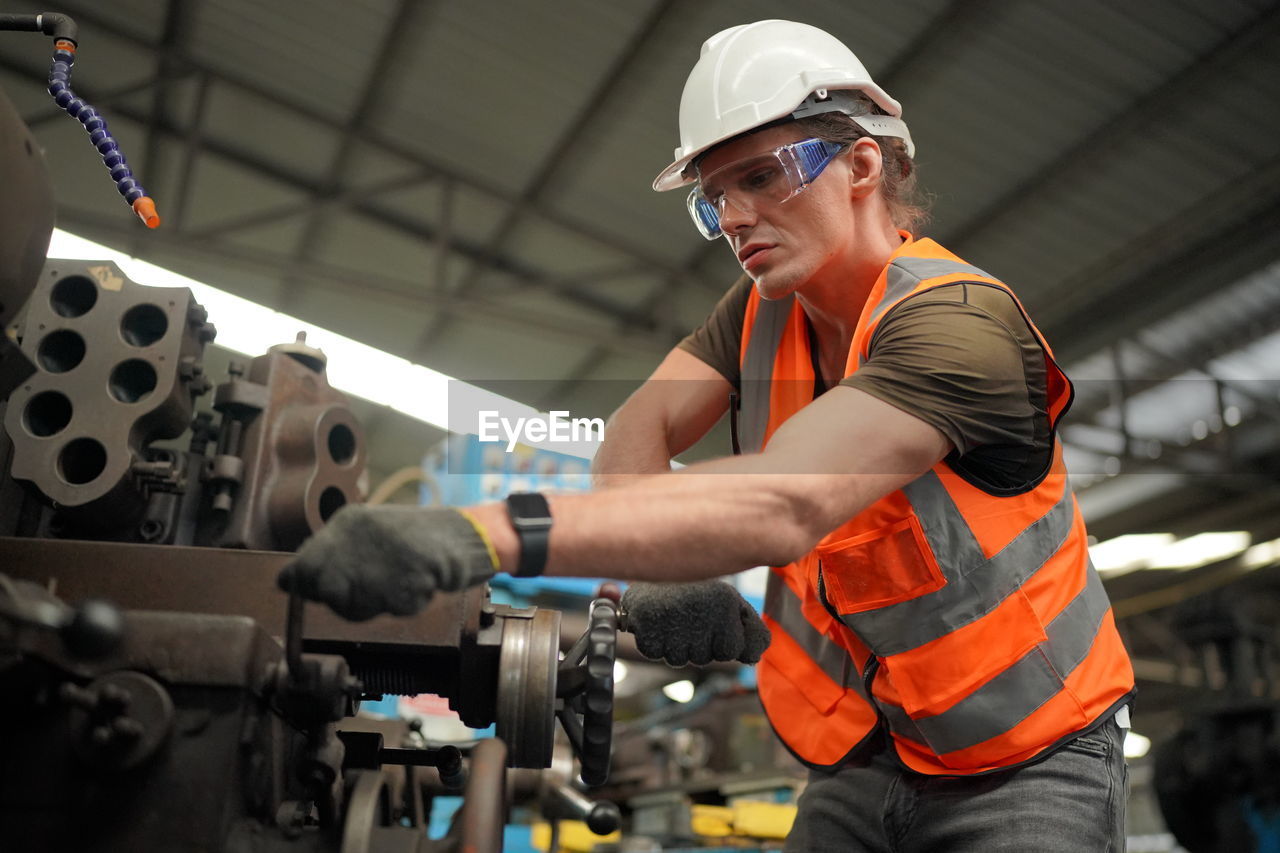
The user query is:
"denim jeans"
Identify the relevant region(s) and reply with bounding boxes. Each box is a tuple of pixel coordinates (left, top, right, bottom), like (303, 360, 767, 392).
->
(784, 716, 1129, 853)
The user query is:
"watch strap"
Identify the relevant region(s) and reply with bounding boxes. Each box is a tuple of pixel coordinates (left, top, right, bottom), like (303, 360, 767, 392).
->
(506, 492, 551, 578)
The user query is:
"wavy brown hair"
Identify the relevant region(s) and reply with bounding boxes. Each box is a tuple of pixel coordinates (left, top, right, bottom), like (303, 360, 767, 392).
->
(794, 92, 931, 235)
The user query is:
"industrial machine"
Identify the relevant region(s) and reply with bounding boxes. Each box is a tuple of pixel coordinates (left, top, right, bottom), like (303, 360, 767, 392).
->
(0, 258, 622, 852)
(0, 13, 621, 850)
(1153, 593, 1280, 853)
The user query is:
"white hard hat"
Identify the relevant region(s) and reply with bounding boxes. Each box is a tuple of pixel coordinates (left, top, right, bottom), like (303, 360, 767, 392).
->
(653, 20, 914, 192)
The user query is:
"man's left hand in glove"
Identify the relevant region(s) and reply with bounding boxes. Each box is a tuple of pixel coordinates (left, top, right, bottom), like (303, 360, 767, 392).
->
(276, 505, 498, 621)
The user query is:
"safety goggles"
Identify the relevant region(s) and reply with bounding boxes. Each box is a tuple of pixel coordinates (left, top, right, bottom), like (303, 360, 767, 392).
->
(687, 137, 850, 240)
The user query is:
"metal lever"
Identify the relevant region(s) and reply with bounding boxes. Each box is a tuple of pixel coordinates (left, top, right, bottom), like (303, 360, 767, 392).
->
(544, 778, 621, 836)
(285, 589, 304, 680)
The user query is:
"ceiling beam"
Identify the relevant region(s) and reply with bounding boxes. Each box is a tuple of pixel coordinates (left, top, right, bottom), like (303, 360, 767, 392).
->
(138, 0, 202, 241)
(184, 169, 436, 239)
(169, 71, 211, 231)
(275, 0, 433, 315)
(30, 2, 721, 293)
(410, 0, 680, 358)
(1067, 324, 1280, 431)
(1043, 171, 1280, 361)
(533, 274, 684, 408)
(0, 54, 649, 329)
(55, 207, 672, 361)
(942, 2, 1280, 256)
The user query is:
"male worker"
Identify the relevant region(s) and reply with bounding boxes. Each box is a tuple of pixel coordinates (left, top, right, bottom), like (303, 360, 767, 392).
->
(282, 20, 1135, 851)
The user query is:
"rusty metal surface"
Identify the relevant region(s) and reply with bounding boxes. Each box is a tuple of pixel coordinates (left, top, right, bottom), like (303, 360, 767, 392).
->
(19, 609, 280, 688)
(495, 606, 560, 769)
(0, 607, 292, 852)
(459, 737, 509, 853)
(0, 535, 477, 648)
(206, 343, 365, 552)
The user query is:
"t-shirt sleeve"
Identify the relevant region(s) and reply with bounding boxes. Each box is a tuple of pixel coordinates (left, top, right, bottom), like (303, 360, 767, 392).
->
(839, 282, 1052, 493)
(676, 275, 753, 387)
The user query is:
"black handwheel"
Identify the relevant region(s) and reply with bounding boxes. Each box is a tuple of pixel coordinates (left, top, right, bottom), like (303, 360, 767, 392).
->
(556, 596, 617, 787)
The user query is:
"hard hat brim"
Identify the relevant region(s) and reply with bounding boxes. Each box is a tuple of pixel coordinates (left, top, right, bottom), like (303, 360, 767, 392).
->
(652, 81, 905, 193)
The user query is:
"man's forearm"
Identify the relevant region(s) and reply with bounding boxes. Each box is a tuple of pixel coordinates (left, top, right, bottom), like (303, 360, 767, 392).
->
(471, 386, 949, 584)
(469, 452, 889, 583)
(590, 408, 677, 487)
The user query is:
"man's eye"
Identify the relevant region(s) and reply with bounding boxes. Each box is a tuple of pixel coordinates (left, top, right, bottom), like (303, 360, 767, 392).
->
(741, 167, 779, 191)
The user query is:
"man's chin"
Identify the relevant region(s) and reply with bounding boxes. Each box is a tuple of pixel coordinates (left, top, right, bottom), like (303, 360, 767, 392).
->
(752, 272, 800, 302)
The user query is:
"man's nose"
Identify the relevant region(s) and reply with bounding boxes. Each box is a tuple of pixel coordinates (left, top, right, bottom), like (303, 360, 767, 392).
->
(718, 194, 756, 236)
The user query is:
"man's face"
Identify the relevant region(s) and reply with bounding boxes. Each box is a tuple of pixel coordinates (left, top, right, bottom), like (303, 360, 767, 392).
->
(696, 124, 857, 301)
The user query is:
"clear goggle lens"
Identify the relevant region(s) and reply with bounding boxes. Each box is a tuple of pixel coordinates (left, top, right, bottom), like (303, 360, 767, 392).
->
(686, 138, 848, 240)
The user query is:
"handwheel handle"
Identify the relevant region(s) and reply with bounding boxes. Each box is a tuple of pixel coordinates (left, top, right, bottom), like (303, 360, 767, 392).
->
(557, 596, 618, 788)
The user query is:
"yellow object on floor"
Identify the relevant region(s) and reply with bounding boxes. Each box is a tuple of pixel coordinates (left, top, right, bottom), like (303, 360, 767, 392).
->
(531, 820, 622, 852)
(690, 804, 734, 837)
(730, 800, 796, 839)
(690, 800, 796, 840)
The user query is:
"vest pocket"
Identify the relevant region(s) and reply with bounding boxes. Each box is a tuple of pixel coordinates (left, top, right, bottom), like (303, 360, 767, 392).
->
(879, 589, 1050, 721)
(816, 516, 947, 615)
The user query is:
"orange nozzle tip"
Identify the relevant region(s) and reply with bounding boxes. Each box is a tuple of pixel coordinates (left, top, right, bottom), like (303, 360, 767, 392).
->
(54, 39, 76, 53)
(133, 197, 161, 229)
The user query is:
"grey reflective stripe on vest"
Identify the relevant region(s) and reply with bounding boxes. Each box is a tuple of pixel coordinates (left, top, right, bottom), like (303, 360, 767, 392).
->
(867, 256, 998, 327)
(764, 572, 857, 692)
(838, 471, 1077, 656)
(878, 563, 1112, 756)
(739, 294, 795, 454)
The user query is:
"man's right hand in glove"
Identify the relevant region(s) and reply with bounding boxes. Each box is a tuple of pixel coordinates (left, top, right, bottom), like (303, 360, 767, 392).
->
(277, 505, 497, 621)
(620, 580, 771, 667)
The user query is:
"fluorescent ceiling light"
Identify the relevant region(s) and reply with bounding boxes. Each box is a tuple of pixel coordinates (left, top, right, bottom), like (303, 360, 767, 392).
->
(1123, 730, 1151, 759)
(1090, 534, 1175, 574)
(662, 679, 696, 703)
(45, 230, 593, 456)
(1243, 537, 1280, 569)
(1147, 531, 1250, 569)
(1091, 531, 1251, 574)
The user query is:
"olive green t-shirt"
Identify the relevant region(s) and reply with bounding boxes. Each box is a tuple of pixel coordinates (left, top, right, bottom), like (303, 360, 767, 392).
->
(676, 276, 1054, 494)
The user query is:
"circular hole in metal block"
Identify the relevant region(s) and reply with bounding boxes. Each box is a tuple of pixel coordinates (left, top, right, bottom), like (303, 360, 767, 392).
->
(109, 359, 158, 403)
(37, 329, 86, 373)
(120, 304, 168, 347)
(58, 437, 107, 485)
(328, 423, 356, 466)
(319, 487, 346, 522)
(23, 390, 73, 437)
(50, 275, 97, 318)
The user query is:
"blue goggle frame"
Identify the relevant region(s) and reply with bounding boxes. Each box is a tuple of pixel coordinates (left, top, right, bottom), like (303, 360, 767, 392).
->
(687, 137, 849, 240)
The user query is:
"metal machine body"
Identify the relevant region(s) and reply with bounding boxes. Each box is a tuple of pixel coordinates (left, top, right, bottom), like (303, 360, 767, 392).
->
(0, 257, 618, 851)
(1153, 594, 1280, 853)
(1, 260, 364, 551)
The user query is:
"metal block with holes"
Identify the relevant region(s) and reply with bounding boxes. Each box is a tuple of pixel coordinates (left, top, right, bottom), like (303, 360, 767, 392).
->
(3, 259, 213, 532)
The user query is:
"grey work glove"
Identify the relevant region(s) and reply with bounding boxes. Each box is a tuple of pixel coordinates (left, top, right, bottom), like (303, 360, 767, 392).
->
(620, 581, 771, 667)
(277, 505, 496, 621)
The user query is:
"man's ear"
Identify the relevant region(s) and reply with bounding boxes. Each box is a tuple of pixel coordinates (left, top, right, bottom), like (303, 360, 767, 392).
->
(848, 137, 883, 199)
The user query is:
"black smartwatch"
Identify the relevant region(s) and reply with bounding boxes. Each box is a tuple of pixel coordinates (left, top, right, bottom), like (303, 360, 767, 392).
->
(506, 492, 552, 578)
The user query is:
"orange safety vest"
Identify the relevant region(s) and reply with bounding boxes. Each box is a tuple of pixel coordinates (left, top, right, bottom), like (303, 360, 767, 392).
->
(743, 235, 1135, 775)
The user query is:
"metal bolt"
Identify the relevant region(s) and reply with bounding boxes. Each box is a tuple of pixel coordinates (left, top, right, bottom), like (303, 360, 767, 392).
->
(97, 683, 131, 710)
(58, 682, 97, 710)
(112, 717, 143, 740)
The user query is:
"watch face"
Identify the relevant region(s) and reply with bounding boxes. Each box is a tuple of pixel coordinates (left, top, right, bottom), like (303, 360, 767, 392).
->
(508, 492, 551, 522)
